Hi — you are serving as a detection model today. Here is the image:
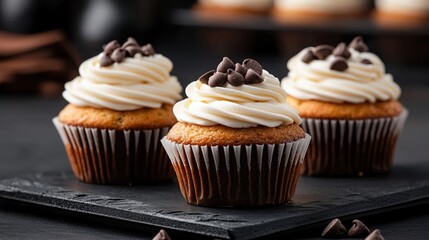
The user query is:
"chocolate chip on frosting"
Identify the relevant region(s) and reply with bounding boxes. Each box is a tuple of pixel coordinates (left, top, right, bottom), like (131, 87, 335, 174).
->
(111, 48, 126, 63)
(217, 57, 235, 73)
(198, 70, 215, 84)
(141, 43, 155, 56)
(103, 40, 120, 54)
(125, 45, 142, 57)
(365, 229, 384, 240)
(301, 50, 316, 63)
(348, 219, 370, 238)
(208, 72, 227, 87)
(361, 59, 373, 65)
(122, 37, 139, 48)
(227, 69, 245, 86)
(349, 36, 369, 52)
(245, 69, 263, 84)
(322, 218, 347, 238)
(314, 45, 334, 60)
(243, 58, 262, 75)
(333, 42, 351, 59)
(152, 229, 171, 240)
(235, 63, 248, 76)
(100, 53, 114, 67)
(330, 57, 349, 71)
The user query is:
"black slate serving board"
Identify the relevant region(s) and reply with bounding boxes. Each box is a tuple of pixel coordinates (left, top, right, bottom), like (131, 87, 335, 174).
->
(1, 167, 428, 240)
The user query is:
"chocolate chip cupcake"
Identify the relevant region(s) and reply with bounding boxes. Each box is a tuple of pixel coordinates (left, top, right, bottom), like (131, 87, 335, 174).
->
(53, 37, 182, 184)
(161, 57, 311, 207)
(281, 36, 408, 177)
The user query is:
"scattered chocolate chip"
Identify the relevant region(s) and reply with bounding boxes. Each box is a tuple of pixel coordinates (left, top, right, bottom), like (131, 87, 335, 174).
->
(321, 218, 347, 238)
(242, 58, 262, 75)
(227, 69, 245, 86)
(348, 219, 370, 238)
(301, 50, 316, 63)
(198, 70, 215, 84)
(217, 57, 235, 73)
(245, 69, 263, 84)
(103, 40, 120, 54)
(99, 53, 114, 67)
(333, 42, 351, 59)
(361, 59, 373, 65)
(141, 43, 155, 56)
(122, 37, 139, 49)
(313, 45, 334, 60)
(235, 63, 248, 76)
(125, 45, 142, 57)
(365, 229, 384, 240)
(152, 229, 171, 240)
(111, 48, 126, 62)
(330, 57, 349, 72)
(349, 36, 369, 52)
(208, 72, 227, 87)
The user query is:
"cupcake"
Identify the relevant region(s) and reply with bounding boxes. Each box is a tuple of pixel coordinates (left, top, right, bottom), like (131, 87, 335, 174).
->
(373, 0, 429, 27)
(272, 0, 370, 22)
(194, 0, 273, 16)
(53, 37, 182, 184)
(281, 36, 408, 177)
(161, 57, 311, 207)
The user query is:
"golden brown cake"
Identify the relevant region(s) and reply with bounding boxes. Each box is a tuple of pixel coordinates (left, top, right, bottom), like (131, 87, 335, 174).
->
(53, 37, 182, 184)
(281, 36, 408, 177)
(373, 0, 429, 27)
(161, 57, 310, 207)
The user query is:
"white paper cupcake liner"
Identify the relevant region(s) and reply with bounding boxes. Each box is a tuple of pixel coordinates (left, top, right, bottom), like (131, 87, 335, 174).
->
(161, 134, 311, 207)
(300, 110, 408, 176)
(53, 117, 174, 184)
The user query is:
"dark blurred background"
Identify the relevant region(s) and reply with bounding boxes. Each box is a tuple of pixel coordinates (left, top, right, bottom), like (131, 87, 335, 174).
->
(0, 0, 428, 98)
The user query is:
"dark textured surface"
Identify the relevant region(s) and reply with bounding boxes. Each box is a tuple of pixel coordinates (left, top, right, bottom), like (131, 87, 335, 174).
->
(1, 166, 428, 240)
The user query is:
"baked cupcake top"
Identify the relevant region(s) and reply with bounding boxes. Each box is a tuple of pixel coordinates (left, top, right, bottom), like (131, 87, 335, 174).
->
(281, 36, 401, 104)
(173, 57, 302, 128)
(199, 0, 272, 11)
(62, 37, 182, 111)
(275, 0, 370, 14)
(376, 0, 429, 15)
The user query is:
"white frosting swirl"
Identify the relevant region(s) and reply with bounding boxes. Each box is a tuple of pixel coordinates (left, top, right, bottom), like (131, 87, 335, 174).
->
(275, 0, 370, 14)
(63, 53, 182, 111)
(376, 0, 429, 15)
(282, 47, 401, 103)
(199, 0, 272, 11)
(174, 70, 302, 128)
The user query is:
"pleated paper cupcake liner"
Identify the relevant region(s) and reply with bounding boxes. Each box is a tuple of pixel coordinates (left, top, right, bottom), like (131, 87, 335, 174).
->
(300, 110, 408, 176)
(161, 134, 311, 207)
(53, 117, 174, 184)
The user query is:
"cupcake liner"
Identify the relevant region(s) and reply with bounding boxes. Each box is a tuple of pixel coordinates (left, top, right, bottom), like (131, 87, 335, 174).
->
(53, 117, 174, 184)
(300, 110, 408, 176)
(161, 134, 311, 207)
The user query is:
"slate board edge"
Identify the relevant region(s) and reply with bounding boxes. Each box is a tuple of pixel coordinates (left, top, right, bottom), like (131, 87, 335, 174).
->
(0, 180, 233, 240)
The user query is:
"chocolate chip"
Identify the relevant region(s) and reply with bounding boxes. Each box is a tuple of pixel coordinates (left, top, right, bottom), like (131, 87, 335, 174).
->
(152, 229, 171, 240)
(122, 37, 139, 48)
(235, 63, 248, 76)
(365, 229, 384, 240)
(302, 50, 316, 63)
(216, 57, 235, 73)
(125, 46, 142, 57)
(208, 72, 227, 87)
(314, 45, 334, 60)
(245, 69, 263, 84)
(100, 53, 114, 67)
(242, 58, 262, 75)
(348, 219, 370, 238)
(333, 43, 351, 59)
(349, 36, 369, 52)
(227, 69, 245, 86)
(103, 40, 120, 54)
(361, 59, 372, 65)
(330, 57, 349, 72)
(141, 44, 155, 56)
(198, 70, 215, 84)
(111, 48, 126, 63)
(321, 218, 347, 238)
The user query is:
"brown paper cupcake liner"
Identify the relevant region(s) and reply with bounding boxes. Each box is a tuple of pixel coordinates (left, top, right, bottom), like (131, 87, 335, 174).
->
(300, 110, 408, 176)
(53, 117, 174, 184)
(161, 134, 311, 207)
